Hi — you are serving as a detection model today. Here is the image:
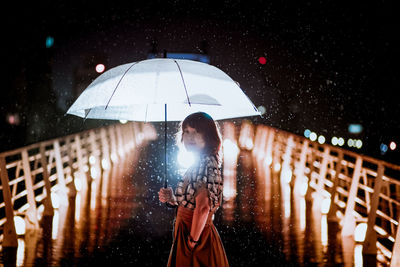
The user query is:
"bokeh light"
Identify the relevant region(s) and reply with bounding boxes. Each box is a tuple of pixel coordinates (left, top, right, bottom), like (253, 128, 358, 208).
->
(95, 63, 106, 73)
(258, 56, 267, 64)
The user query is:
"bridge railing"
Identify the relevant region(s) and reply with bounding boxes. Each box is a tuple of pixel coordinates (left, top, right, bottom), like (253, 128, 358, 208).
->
(0, 122, 156, 248)
(239, 120, 400, 267)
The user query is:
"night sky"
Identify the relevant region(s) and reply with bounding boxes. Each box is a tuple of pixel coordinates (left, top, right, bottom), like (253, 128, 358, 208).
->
(2, 0, 398, 163)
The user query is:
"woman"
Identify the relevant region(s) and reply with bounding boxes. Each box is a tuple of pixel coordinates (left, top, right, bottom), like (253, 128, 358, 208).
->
(158, 112, 229, 267)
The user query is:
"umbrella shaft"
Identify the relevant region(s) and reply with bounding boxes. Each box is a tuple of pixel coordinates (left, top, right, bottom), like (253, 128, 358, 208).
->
(164, 103, 168, 188)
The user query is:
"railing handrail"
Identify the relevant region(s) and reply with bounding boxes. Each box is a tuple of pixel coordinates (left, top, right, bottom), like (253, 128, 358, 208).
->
(237, 120, 400, 266)
(0, 121, 156, 248)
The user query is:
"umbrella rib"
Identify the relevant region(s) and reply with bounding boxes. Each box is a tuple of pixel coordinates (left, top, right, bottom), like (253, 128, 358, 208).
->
(173, 60, 191, 106)
(105, 61, 140, 110)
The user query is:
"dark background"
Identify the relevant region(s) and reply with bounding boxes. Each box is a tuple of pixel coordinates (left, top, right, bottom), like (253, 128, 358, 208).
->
(2, 0, 398, 163)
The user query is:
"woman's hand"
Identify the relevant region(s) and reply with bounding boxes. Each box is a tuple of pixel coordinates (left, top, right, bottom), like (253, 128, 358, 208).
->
(187, 236, 197, 250)
(158, 187, 174, 203)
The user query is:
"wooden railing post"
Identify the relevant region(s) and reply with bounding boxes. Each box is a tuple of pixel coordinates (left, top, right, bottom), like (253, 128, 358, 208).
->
(89, 130, 102, 192)
(0, 156, 18, 247)
(100, 128, 111, 198)
(21, 150, 39, 229)
(109, 125, 118, 164)
(313, 147, 330, 211)
(115, 124, 124, 159)
(342, 156, 363, 236)
(363, 163, 384, 255)
(39, 144, 54, 217)
(294, 139, 309, 195)
(65, 137, 77, 197)
(328, 150, 343, 221)
(74, 133, 88, 193)
(281, 135, 294, 183)
(53, 140, 68, 200)
(390, 214, 400, 267)
(305, 142, 318, 201)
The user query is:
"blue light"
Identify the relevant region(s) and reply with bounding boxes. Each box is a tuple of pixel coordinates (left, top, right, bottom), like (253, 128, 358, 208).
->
(348, 124, 363, 134)
(304, 129, 311, 138)
(380, 143, 388, 154)
(45, 36, 54, 48)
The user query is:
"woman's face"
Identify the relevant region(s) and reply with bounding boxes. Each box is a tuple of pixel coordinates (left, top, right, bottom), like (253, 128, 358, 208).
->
(182, 126, 205, 152)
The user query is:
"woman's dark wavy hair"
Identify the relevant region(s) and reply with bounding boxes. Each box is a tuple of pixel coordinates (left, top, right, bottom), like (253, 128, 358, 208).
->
(176, 112, 222, 164)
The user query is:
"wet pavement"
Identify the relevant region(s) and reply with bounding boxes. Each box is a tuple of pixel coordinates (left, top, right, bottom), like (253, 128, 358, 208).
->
(1, 138, 377, 266)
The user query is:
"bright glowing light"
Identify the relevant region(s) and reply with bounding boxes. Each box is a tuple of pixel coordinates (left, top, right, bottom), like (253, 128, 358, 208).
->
(75, 194, 81, 223)
(273, 162, 281, 172)
(283, 184, 291, 218)
(318, 135, 326, 144)
(101, 158, 110, 170)
(299, 176, 308, 196)
(16, 239, 25, 267)
(300, 179, 308, 196)
(338, 137, 345, 146)
(309, 132, 317, 141)
(51, 192, 60, 209)
(355, 140, 363, 149)
(321, 215, 328, 246)
(119, 119, 127, 124)
(331, 136, 338, 145)
(90, 167, 98, 179)
(14, 216, 25, 235)
(74, 178, 82, 191)
(111, 153, 118, 163)
(83, 164, 89, 172)
(300, 198, 306, 231)
(304, 129, 311, 138)
(95, 63, 105, 73)
(245, 139, 254, 150)
(354, 244, 363, 267)
(321, 198, 331, 214)
(354, 223, 368, 242)
(177, 148, 195, 168)
(390, 141, 397, 150)
(223, 139, 239, 158)
(281, 168, 292, 183)
(89, 155, 96, 165)
(37, 205, 44, 221)
(223, 183, 236, 200)
(347, 139, 354, 147)
(52, 211, 59, 240)
(265, 156, 272, 166)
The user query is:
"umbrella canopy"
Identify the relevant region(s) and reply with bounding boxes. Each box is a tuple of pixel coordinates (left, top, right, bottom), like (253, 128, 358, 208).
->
(66, 58, 260, 122)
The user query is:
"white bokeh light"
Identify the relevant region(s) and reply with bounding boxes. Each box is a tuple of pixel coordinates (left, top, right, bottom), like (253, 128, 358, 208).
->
(177, 148, 195, 169)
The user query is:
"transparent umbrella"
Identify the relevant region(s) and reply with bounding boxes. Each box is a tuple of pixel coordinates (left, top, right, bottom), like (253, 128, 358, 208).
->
(66, 58, 260, 187)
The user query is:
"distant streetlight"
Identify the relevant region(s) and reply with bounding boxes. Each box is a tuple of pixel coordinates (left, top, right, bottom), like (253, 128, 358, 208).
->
(331, 136, 338, 146)
(390, 141, 397, 150)
(380, 143, 388, 154)
(304, 129, 311, 138)
(309, 132, 317, 141)
(338, 137, 345, 146)
(95, 64, 105, 73)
